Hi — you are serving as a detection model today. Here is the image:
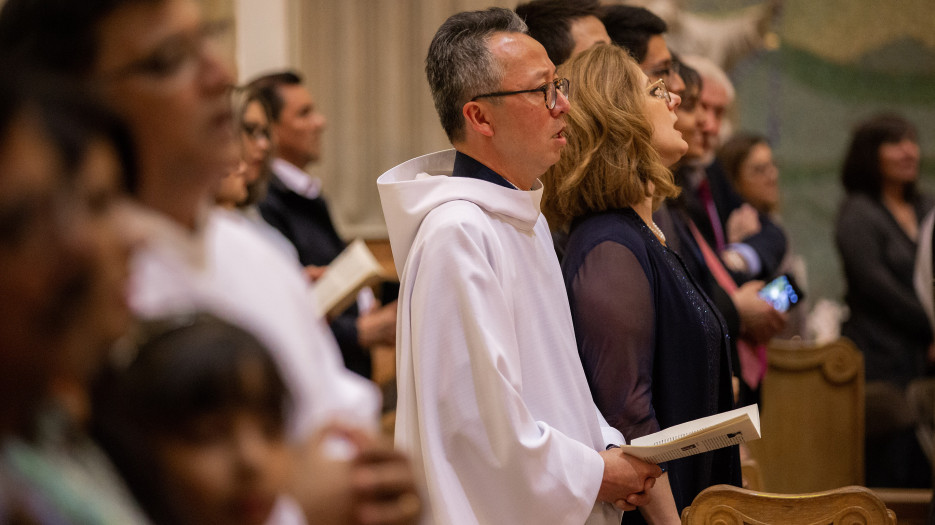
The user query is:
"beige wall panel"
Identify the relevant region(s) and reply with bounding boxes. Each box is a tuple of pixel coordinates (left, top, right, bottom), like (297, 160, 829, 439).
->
(293, 0, 511, 239)
(200, 0, 237, 76)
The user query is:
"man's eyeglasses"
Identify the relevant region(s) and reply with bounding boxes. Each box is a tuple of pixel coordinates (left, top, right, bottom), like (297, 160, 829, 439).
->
(647, 60, 680, 84)
(647, 78, 672, 106)
(471, 78, 570, 110)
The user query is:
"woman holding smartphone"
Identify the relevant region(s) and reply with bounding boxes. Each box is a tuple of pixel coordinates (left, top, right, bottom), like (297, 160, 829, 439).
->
(718, 132, 807, 338)
(542, 44, 740, 524)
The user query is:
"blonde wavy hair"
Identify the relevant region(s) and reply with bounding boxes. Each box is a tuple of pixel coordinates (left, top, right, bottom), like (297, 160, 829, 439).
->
(542, 44, 680, 229)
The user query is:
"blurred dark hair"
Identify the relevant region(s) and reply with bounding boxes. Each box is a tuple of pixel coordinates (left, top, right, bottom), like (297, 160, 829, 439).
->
(0, 0, 161, 77)
(42, 83, 138, 195)
(841, 113, 919, 200)
(91, 313, 290, 524)
(676, 58, 702, 109)
(718, 132, 769, 186)
(0, 60, 138, 193)
(245, 70, 303, 122)
(600, 4, 667, 64)
(514, 0, 602, 66)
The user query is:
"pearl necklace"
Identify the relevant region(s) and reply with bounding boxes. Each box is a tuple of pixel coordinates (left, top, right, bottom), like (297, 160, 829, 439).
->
(648, 220, 666, 244)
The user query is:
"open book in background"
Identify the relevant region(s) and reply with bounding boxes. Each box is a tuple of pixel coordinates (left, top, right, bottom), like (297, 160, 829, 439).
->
(619, 404, 760, 464)
(311, 238, 397, 318)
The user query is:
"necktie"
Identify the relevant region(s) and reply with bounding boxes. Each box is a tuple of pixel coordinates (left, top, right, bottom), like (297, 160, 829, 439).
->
(686, 217, 767, 389)
(697, 177, 726, 252)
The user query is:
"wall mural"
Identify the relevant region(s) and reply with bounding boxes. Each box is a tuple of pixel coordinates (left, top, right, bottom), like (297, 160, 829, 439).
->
(636, 0, 935, 309)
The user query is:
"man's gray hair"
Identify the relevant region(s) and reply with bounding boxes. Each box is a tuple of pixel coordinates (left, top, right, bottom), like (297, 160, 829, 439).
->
(680, 54, 735, 103)
(425, 8, 528, 143)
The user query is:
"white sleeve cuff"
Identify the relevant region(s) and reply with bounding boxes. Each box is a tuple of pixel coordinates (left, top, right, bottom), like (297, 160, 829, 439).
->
(726, 242, 761, 276)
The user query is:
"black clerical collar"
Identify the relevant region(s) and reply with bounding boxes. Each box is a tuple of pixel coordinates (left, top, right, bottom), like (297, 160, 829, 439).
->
(451, 151, 517, 190)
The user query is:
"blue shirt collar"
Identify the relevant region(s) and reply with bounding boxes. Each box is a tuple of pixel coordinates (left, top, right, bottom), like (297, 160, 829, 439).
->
(451, 151, 517, 190)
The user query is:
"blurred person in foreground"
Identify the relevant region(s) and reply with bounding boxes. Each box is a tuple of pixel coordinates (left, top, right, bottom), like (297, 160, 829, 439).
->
(94, 315, 292, 525)
(0, 0, 419, 522)
(0, 64, 147, 525)
(378, 8, 661, 524)
(94, 314, 416, 525)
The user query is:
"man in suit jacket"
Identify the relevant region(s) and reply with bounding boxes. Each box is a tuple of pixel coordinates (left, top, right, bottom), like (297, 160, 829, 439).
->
(602, 7, 785, 282)
(249, 71, 396, 379)
(682, 54, 787, 282)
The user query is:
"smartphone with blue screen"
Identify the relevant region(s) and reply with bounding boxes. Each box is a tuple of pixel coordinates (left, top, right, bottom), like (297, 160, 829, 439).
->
(758, 274, 804, 313)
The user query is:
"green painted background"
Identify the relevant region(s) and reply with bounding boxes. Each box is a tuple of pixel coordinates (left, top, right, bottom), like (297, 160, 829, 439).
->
(685, 0, 935, 304)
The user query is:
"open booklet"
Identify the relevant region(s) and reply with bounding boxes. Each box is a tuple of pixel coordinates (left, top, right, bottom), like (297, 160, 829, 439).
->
(311, 238, 395, 318)
(618, 404, 760, 464)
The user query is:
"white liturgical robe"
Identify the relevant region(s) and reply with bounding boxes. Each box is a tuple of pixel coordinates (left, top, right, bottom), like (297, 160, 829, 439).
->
(378, 149, 625, 525)
(128, 206, 380, 439)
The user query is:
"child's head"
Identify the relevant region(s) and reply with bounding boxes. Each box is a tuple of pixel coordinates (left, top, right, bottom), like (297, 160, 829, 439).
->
(92, 313, 291, 525)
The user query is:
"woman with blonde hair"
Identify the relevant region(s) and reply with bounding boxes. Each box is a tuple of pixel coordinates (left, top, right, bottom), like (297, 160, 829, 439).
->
(215, 88, 275, 211)
(543, 44, 740, 524)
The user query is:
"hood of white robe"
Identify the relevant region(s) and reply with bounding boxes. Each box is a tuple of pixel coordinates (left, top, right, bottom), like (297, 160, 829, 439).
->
(377, 149, 544, 272)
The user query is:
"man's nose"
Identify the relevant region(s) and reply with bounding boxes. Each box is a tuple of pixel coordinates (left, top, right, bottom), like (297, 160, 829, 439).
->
(552, 88, 571, 115)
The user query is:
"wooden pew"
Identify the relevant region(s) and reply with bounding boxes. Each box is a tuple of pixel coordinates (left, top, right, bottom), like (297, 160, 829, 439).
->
(746, 337, 865, 492)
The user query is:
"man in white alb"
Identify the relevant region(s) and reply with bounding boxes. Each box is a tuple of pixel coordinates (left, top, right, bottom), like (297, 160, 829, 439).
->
(378, 7, 661, 524)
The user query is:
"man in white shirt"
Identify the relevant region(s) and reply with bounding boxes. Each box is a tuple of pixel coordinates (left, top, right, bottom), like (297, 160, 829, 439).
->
(378, 8, 661, 524)
(247, 71, 398, 379)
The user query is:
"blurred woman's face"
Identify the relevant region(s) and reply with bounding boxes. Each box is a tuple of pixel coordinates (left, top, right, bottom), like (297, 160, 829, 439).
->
(673, 85, 706, 160)
(735, 142, 780, 214)
(0, 116, 81, 430)
(58, 139, 138, 381)
(239, 100, 272, 186)
(878, 136, 920, 187)
(0, 116, 137, 428)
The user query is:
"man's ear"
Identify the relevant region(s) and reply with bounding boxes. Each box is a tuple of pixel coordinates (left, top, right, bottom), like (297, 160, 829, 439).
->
(462, 101, 495, 138)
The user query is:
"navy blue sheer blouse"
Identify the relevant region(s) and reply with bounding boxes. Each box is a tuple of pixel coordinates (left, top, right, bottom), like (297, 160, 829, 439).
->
(562, 207, 740, 520)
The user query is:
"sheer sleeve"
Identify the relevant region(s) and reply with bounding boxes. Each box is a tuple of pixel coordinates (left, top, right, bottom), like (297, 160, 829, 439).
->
(571, 240, 659, 440)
